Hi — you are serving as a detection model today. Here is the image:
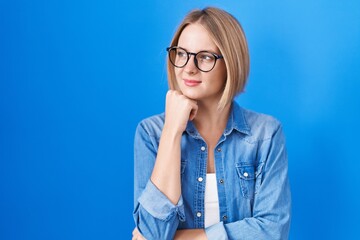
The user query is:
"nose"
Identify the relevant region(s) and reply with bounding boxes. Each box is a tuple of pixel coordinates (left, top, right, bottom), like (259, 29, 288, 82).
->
(183, 54, 198, 74)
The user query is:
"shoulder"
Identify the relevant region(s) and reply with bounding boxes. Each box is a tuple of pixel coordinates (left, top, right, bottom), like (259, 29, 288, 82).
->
(235, 104, 283, 141)
(136, 113, 165, 138)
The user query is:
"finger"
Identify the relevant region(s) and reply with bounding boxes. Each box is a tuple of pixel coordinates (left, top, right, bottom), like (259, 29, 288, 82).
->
(132, 228, 146, 240)
(133, 234, 145, 240)
(132, 227, 141, 236)
(189, 109, 196, 121)
(172, 90, 181, 95)
(189, 102, 198, 121)
(167, 89, 180, 98)
(132, 228, 140, 240)
(132, 233, 140, 240)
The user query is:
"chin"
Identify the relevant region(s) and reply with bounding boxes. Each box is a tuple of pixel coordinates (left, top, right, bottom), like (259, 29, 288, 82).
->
(180, 88, 203, 100)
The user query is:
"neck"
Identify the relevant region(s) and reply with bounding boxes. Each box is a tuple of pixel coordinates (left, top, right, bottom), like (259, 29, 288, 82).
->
(193, 100, 232, 132)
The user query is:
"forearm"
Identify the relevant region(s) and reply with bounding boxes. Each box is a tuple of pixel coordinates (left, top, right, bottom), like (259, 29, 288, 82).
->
(134, 90, 198, 239)
(133, 122, 185, 240)
(150, 124, 182, 205)
(174, 229, 208, 240)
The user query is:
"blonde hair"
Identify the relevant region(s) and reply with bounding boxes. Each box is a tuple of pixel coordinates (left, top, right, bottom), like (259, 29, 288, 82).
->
(167, 7, 250, 110)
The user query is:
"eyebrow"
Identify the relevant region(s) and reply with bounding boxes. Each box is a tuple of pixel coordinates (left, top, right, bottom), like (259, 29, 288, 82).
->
(177, 46, 219, 54)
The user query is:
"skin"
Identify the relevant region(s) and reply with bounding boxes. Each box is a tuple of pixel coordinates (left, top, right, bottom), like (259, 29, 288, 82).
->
(133, 23, 231, 240)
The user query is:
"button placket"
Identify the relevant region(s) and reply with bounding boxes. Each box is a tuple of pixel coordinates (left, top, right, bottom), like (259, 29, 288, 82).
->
(194, 141, 206, 228)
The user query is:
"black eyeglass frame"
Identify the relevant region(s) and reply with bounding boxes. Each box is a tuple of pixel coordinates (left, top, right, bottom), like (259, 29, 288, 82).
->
(166, 46, 224, 72)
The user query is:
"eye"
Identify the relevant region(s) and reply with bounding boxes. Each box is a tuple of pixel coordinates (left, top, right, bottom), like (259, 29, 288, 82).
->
(198, 52, 215, 62)
(176, 50, 187, 58)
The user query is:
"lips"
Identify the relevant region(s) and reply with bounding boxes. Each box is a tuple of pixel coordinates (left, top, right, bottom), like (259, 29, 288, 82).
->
(183, 79, 202, 87)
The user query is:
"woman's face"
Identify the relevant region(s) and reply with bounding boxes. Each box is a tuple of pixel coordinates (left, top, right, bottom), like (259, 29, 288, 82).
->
(175, 23, 227, 104)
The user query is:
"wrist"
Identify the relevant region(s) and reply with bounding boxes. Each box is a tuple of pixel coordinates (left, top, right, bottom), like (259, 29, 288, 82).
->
(162, 123, 184, 138)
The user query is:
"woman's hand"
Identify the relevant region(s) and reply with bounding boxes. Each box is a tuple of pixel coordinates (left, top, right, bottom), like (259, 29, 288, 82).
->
(132, 227, 207, 240)
(174, 229, 208, 240)
(132, 227, 146, 240)
(164, 90, 198, 134)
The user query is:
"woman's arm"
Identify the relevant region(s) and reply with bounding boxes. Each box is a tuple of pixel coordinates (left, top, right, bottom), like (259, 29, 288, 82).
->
(174, 229, 208, 240)
(132, 228, 208, 240)
(151, 90, 198, 204)
(133, 90, 198, 240)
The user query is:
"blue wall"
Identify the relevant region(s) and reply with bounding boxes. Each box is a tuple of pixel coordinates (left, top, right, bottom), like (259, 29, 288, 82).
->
(1, 0, 359, 239)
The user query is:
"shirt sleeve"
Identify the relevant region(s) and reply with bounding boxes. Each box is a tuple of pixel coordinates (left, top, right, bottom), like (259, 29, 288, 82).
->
(205, 125, 291, 240)
(133, 121, 185, 240)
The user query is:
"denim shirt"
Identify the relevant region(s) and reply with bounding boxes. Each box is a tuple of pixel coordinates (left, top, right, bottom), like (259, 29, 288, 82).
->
(133, 102, 291, 240)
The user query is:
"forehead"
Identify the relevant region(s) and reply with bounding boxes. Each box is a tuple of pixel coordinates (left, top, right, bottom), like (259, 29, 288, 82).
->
(177, 23, 218, 52)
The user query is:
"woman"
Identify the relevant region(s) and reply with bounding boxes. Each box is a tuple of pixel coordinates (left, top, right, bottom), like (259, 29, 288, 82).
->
(132, 7, 291, 240)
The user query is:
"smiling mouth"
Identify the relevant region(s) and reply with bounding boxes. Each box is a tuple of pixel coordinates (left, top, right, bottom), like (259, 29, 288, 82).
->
(183, 79, 202, 86)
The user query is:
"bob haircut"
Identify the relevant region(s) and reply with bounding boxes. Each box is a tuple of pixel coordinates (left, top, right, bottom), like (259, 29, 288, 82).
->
(167, 7, 250, 110)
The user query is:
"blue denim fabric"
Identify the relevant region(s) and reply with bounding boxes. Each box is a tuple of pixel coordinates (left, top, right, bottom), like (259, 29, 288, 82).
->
(133, 102, 291, 240)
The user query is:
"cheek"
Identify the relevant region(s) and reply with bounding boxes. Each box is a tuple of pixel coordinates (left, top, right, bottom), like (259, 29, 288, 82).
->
(174, 69, 182, 81)
(174, 68, 180, 76)
(173, 69, 183, 90)
(217, 75, 227, 90)
(216, 64, 227, 86)
(212, 68, 227, 86)
(219, 62, 227, 78)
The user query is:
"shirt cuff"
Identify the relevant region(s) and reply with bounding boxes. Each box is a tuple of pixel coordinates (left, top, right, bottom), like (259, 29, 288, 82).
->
(138, 180, 185, 222)
(205, 222, 228, 240)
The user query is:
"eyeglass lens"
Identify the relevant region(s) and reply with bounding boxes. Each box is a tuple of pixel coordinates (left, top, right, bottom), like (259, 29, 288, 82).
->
(168, 48, 217, 72)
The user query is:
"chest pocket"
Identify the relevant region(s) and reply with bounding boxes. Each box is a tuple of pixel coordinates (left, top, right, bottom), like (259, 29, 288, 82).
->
(236, 163, 256, 199)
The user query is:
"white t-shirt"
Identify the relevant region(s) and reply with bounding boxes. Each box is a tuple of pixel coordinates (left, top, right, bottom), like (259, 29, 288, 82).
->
(204, 173, 220, 228)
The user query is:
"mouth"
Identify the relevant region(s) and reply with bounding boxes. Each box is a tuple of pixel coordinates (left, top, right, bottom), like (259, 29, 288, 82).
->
(183, 79, 202, 87)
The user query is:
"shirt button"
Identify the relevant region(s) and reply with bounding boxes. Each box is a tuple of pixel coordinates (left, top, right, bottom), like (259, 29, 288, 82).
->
(198, 177, 203, 182)
(223, 215, 227, 221)
(217, 148, 221, 152)
(200, 146, 206, 151)
(197, 212, 202, 217)
(243, 172, 249, 177)
(219, 179, 224, 184)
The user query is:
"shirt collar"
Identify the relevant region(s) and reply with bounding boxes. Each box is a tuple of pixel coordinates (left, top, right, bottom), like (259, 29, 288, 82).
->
(184, 101, 250, 138)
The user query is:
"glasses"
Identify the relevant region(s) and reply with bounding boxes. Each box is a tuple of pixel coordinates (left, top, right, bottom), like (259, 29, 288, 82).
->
(166, 46, 223, 72)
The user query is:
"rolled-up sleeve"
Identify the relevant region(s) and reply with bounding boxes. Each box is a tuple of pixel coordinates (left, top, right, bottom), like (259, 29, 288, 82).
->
(133, 121, 184, 240)
(138, 180, 185, 221)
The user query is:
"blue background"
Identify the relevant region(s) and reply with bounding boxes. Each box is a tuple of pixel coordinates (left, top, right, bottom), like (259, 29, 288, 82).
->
(1, 0, 359, 239)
